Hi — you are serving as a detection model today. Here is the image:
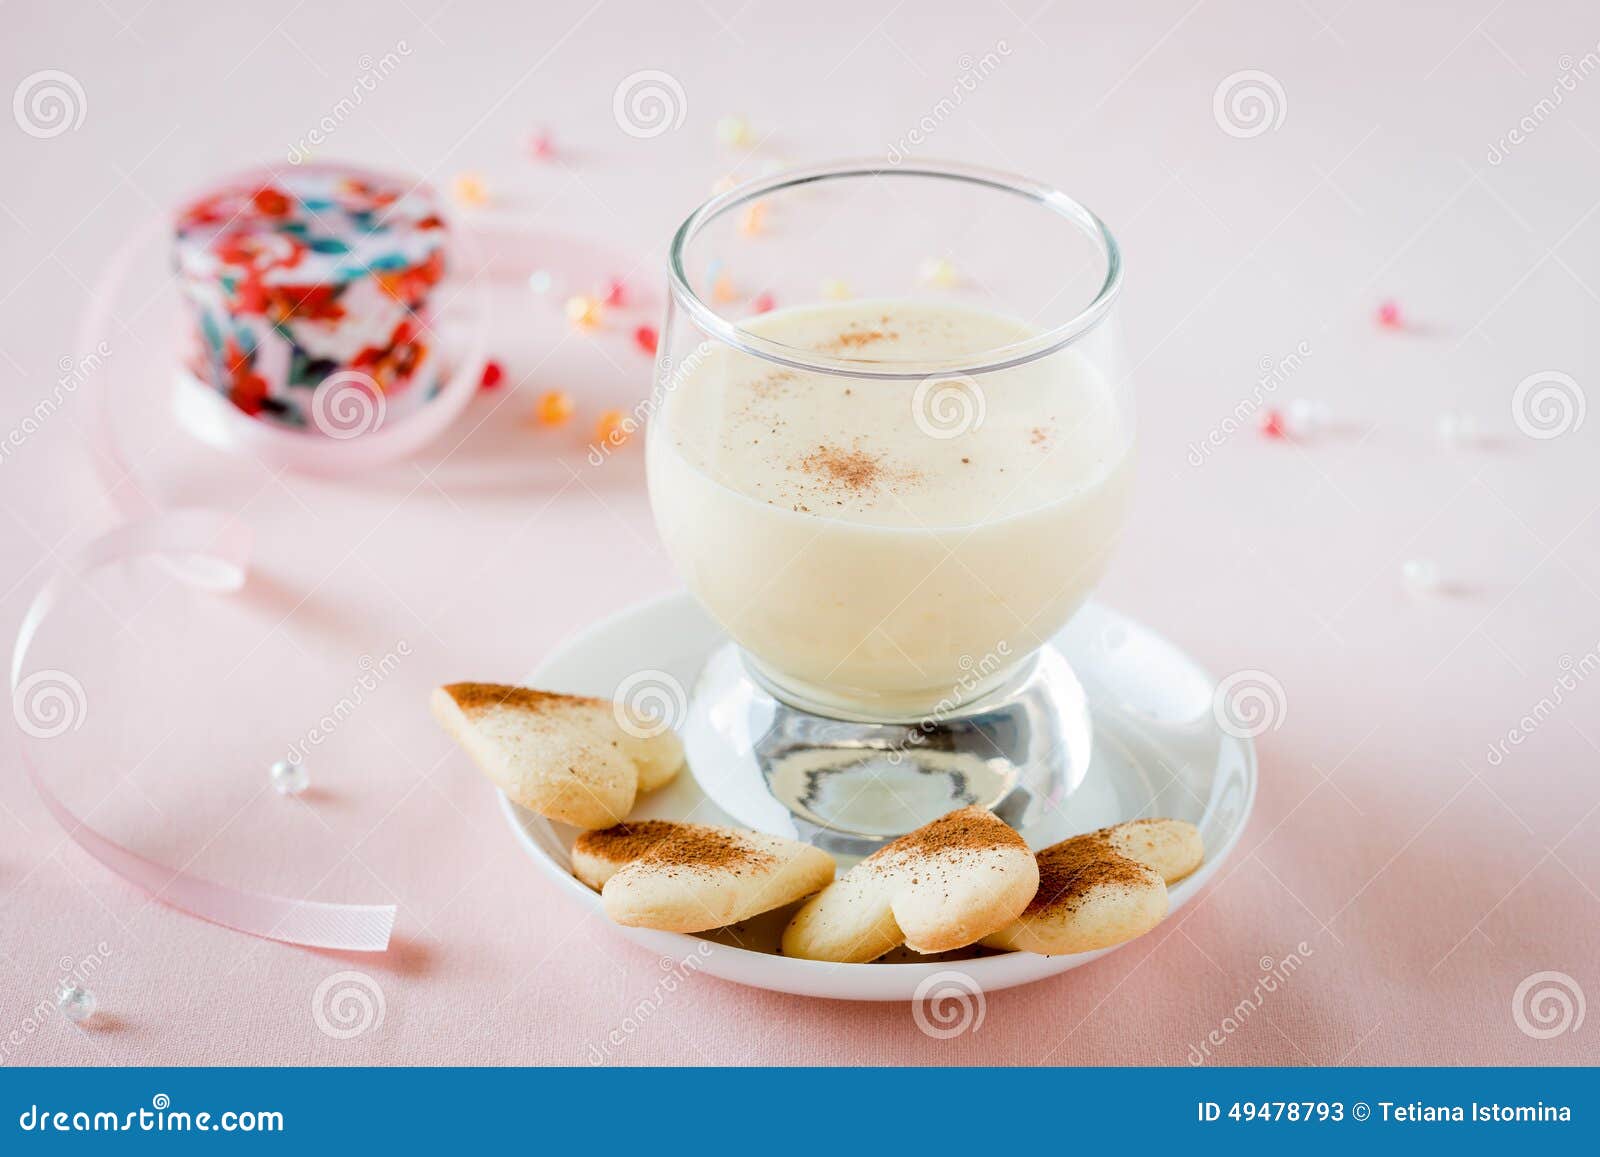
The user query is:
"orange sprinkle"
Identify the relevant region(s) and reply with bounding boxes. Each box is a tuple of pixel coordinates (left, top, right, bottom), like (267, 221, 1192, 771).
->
(534, 390, 575, 426)
(565, 294, 602, 329)
(712, 274, 737, 303)
(595, 408, 631, 447)
(450, 173, 489, 207)
(739, 201, 767, 236)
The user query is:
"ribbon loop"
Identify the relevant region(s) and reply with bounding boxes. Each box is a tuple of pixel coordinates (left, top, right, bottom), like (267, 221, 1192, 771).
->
(12, 510, 395, 952)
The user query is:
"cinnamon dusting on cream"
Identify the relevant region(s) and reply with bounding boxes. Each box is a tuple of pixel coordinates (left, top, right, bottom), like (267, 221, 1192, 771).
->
(797, 441, 921, 497)
(824, 328, 897, 351)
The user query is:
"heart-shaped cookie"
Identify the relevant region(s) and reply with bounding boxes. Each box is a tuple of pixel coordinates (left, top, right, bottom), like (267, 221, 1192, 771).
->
(432, 682, 682, 829)
(781, 806, 1038, 963)
(573, 820, 835, 933)
(981, 818, 1204, 955)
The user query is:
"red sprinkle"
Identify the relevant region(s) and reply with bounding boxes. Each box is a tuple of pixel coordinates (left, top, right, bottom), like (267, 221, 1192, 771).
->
(1376, 300, 1402, 328)
(633, 326, 659, 355)
(528, 132, 554, 160)
(603, 278, 627, 307)
(1258, 409, 1286, 439)
(479, 360, 505, 390)
(752, 292, 776, 314)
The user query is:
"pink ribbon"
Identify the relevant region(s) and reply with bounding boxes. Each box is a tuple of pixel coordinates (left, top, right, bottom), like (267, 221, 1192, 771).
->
(9, 194, 497, 954)
(11, 509, 397, 951)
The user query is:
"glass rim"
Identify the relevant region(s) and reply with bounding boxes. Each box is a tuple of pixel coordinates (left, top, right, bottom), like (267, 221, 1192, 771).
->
(666, 158, 1123, 380)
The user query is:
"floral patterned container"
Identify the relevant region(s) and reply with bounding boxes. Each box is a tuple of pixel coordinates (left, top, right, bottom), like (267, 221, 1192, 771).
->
(174, 164, 449, 433)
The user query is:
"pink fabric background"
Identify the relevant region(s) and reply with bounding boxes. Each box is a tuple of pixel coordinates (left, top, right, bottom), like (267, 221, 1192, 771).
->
(3, 0, 1598, 1065)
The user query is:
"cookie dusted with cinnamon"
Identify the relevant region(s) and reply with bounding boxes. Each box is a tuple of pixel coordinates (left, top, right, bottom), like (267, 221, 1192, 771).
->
(981, 818, 1203, 955)
(1100, 818, 1204, 886)
(781, 806, 1038, 963)
(431, 682, 683, 829)
(573, 820, 835, 933)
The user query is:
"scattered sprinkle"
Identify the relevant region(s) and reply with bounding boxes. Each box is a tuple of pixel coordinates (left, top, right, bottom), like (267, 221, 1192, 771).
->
(1258, 409, 1287, 439)
(821, 278, 851, 301)
(918, 256, 959, 288)
(565, 294, 602, 329)
(739, 200, 767, 236)
(751, 291, 776, 314)
(1401, 558, 1441, 594)
(634, 325, 659, 355)
(712, 273, 737, 303)
(528, 270, 554, 294)
(712, 174, 740, 195)
(528, 131, 554, 160)
(479, 360, 505, 390)
(1284, 398, 1330, 437)
(603, 277, 627, 307)
(1436, 412, 1480, 446)
(1376, 299, 1402, 328)
(595, 408, 630, 447)
(534, 390, 575, 426)
(450, 172, 489, 207)
(716, 115, 752, 147)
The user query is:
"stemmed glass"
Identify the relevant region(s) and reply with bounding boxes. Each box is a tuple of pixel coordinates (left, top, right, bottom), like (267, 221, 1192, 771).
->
(646, 160, 1131, 854)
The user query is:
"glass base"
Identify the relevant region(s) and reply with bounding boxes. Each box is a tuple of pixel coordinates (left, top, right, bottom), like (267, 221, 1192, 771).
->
(681, 643, 1092, 856)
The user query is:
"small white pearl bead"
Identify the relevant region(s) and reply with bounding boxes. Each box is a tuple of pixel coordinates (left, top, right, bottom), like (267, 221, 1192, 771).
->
(58, 984, 96, 1023)
(1436, 412, 1479, 446)
(270, 758, 309, 796)
(1285, 398, 1331, 438)
(1402, 559, 1442, 594)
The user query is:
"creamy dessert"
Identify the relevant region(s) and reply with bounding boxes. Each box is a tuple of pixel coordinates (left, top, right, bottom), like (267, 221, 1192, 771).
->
(647, 299, 1131, 718)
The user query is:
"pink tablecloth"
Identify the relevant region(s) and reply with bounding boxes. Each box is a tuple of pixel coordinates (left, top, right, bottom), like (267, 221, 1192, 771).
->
(2, 0, 1596, 1065)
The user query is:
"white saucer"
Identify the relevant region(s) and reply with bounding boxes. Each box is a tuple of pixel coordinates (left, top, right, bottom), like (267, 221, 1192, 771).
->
(501, 592, 1256, 1001)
